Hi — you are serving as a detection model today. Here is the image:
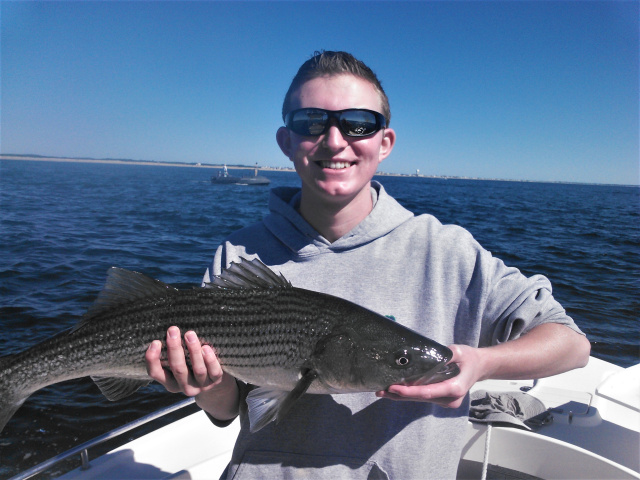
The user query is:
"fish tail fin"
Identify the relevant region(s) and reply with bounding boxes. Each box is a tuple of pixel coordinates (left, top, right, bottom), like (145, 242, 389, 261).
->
(0, 398, 28, 434)
(0, 353, 30, 434)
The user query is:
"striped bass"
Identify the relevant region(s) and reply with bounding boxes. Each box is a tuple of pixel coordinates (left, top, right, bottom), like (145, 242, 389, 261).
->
(0, 258, 459, 433)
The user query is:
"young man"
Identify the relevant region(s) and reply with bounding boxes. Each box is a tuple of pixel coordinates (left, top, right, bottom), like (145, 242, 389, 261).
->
(146, 51, 590, 478)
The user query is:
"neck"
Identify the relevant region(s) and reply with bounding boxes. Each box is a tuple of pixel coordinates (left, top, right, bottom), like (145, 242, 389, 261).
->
(298, 185, 374, 243)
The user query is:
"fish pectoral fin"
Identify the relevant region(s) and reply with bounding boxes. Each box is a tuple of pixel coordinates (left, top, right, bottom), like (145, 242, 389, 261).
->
(277, 369, 318, 422)
(91, 376, 151, 401)
(246, 369, 318, 433)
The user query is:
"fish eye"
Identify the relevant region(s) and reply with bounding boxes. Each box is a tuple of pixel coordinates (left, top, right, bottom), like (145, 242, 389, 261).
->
(394, 349, 412, 367)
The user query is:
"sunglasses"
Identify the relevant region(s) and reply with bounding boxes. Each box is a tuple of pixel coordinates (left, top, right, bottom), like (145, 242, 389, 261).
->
(284, 108, 387, 137)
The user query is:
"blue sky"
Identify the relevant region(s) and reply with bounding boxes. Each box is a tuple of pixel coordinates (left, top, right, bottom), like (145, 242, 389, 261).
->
(2, 1, 638, 185)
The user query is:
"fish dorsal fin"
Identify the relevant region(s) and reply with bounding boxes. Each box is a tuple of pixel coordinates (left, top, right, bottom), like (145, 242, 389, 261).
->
(76, 268, 178, 329)
(208, 258, 291, 290)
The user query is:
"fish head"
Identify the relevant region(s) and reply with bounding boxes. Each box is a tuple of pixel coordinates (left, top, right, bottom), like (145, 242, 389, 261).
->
(386, 344, 460, 387)
(312, 312, 459, 393)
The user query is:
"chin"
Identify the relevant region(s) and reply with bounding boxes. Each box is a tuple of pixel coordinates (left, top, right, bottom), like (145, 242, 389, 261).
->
(314, 180, 370, 201)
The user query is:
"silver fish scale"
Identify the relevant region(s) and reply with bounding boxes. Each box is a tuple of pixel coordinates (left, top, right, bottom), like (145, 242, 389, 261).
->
(57, 286, 339, 374)
(182, 287, 336, 371)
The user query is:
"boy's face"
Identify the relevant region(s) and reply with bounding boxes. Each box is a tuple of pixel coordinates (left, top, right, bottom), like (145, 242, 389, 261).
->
(277, 74, 395, 207)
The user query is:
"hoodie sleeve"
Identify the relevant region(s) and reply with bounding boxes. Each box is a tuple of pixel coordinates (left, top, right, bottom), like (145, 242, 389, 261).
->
(202, 241, 261, 286)
(202, 244, 234, 286)
(480, 250, 584, 347)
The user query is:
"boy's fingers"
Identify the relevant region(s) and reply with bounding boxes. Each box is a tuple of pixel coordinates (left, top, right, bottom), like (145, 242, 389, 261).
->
(185, 331, 209, 386)
(165, 326, 191, 388)
(202, 345, 224, 384)
(145, 340, 180, 392)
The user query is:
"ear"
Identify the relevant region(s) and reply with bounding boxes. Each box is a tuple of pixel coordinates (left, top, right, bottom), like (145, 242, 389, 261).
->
(378, 128, 396, 163)
(276, 126, 293, 158)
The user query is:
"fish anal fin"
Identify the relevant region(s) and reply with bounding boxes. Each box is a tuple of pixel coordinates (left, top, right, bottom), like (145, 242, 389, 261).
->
(91, 376, 151, 401)
(246, 369, 318, 433)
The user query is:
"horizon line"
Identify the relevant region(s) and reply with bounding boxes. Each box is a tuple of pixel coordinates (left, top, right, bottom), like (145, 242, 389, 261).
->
(1, 153, 637, 188)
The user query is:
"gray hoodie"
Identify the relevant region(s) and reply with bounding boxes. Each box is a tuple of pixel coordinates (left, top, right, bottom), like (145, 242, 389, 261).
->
(203, 182, 581, 479)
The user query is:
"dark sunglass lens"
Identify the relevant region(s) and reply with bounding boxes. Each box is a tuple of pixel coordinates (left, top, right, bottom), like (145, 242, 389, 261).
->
(291, 109, 328, 136)
(340, 110, 378, 136)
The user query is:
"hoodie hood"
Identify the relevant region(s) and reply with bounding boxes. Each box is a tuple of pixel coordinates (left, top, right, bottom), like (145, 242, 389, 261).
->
(263, 181, 414, 258)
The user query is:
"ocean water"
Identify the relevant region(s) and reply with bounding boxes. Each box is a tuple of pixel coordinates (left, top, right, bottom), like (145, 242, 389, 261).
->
(0, 159, 638, 476)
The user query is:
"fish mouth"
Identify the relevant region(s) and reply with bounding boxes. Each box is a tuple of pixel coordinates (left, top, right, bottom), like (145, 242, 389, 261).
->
(404, 362, 460, 386)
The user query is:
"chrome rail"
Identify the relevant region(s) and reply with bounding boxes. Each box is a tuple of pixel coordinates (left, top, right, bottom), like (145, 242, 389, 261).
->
(10, 397, 196, 480)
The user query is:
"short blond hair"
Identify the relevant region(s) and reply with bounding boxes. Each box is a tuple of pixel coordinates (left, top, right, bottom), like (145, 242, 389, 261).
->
(282, 50, 391, 126)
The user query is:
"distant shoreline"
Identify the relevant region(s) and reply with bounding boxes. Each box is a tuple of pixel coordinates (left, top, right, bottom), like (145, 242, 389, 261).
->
(0, 154, 276, 171)
(1, 154, 635, 187)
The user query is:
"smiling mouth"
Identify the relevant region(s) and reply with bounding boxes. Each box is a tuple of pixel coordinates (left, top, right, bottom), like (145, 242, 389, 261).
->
(316, 161, 353, 170)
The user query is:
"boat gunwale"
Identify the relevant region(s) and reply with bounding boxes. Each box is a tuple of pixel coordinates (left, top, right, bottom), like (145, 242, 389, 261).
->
(8, 398, 196, 480)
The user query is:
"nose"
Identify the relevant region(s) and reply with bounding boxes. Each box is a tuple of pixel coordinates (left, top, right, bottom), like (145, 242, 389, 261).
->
(322, 120, 349, 151)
